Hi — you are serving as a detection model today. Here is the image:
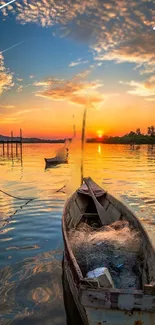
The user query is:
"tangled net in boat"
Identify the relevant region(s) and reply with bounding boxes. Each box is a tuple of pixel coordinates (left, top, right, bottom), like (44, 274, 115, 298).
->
(69, 220, 142, 289)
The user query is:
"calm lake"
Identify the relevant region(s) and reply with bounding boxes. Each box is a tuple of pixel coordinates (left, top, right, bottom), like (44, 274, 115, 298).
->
(0, 143, 155, 325)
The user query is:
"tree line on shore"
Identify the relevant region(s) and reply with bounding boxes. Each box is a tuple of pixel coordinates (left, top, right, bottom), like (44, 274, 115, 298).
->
(87, 126, 155, 144)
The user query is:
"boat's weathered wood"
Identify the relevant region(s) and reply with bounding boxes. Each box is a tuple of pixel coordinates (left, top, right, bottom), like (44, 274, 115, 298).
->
(83, 177, 111, 225)
(63, 256, 89, 325)
(100, 197, 110, 209)
(62, 177, 155, 325)
(75, 193, 88, 214)
(106, 203, 121, 222)
(144, 283, 155, 295)
(84, 307, 155, 325)
(65, 192, 88, 229)
(80, 288, 155, 312)
(62, 199, 83, 283)
(78, 179, 106, 197)
(45, 156, 68, 166)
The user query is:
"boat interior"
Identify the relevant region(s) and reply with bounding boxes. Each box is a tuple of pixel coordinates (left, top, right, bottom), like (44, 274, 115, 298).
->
(65, 180, 155, 293)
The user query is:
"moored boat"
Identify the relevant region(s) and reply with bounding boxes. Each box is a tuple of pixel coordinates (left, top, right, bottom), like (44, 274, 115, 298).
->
(45, 147, 69, 167)
(44, 156, 68, 167)
(62, 177, 155, 325)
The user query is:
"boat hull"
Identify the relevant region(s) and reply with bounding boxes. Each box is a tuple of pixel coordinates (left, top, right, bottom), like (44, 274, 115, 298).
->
(44, 157, 68, 166)
(63, 253, 89, 325)
(62, 178, 155, 325)
(84, 307, 155, 325)
(63, 253, 155, 325)
(62, 256, 84, 325)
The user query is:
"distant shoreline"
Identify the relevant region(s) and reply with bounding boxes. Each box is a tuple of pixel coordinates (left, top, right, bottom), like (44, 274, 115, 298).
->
(0, 132, 155, 145)
(0, 137, 71, 144)
(87, 138, 155, 145)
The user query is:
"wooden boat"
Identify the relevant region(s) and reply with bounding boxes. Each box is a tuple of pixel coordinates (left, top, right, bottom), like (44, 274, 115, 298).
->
(44, 156, 68, 167)
(62, 177, 155, 325)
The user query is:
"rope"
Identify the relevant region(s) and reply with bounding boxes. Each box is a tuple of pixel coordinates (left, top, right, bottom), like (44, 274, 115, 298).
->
(56, 185, 66, 193)
(0, 189, 35, 201)
(0, 199, 33, 233)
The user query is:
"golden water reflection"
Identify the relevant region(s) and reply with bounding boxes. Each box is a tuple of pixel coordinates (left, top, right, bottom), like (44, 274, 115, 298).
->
(0, 143, 155, 324)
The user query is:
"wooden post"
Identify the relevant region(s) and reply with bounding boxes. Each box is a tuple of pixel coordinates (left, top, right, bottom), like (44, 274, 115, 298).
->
(20, 128, 23, 162)
(7, 140, 9, 156)
(20, 129, 22, 144)
(16, 142, 18, 156)
(2, 142, 5, 155)
(11, 131, 13, 156)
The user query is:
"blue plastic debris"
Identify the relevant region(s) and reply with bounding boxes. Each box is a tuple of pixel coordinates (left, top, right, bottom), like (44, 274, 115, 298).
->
(117, 264, 124, 270)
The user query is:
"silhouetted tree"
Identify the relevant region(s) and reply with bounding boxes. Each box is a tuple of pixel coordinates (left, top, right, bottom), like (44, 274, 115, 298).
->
(128, 131, 136, 137)
(136, 128, 141, 135)
(148, 126, 155, 136)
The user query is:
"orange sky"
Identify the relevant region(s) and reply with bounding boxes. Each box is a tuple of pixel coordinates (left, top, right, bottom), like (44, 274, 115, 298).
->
(0, 94, 154, 139)
(0, 0, 154, 139)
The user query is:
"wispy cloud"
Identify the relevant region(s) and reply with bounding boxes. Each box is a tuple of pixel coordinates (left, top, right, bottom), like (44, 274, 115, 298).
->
(0, 105, 15, 109)
(74, 70, 91, 79)
(16, 85, 23, 92)
(34, 74, 104, 108)
(145, 98, 155, 102)
(69, 59, 88, 67)
(95, 33, 155, 70)
(1, 0, 154, 100)
(33, 78, 64, 87)
(0, 117, 22, 125)
(1, 0, 153, 77)
(16, 77, 23, 82)
(30, 75, 35, 79)
(0, 53, 14, 95)
(15, 109, 32, 116)
(120, 76, 155, 98)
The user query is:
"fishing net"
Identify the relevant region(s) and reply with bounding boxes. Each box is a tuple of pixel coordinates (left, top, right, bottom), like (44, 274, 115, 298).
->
(69, 220, 143, 289)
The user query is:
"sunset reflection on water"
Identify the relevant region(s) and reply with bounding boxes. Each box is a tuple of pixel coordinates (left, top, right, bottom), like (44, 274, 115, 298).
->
(0, 143, 155, 324)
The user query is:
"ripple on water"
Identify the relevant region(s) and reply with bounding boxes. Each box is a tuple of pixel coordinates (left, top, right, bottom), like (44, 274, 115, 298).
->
(0, 143, 155, 324)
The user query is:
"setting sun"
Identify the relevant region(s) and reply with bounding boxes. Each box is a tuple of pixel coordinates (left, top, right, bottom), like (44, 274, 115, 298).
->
(97, 130, 104, 138)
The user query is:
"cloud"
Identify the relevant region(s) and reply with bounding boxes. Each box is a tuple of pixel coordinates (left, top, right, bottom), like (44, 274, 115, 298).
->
(145, 98, 155, 102)
(1, 0, 154, 76)
(0, 53, 14, 95)
(95, 33, 155, 70)
(17, 77, 23, 82)
(120, 76, 155, 98)
(16, 85, 23, 92)
(69, 59, 88, 67)
(15, 109, 32, 116)
(74, 70, 91, 79)
(35, 74, 104, 108)
(0, 117, 22, 124)
(30, 75, 35, 79)
(139, 65, 155, 76)
(33, 78, 64, 87)
(0, 105, 15, 108)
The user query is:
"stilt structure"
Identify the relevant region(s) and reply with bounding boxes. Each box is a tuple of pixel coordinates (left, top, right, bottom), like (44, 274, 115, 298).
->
(0, 129, 23, 161)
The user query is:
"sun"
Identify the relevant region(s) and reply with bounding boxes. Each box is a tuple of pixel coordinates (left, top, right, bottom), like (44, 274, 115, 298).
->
(96, 130, 104, 138)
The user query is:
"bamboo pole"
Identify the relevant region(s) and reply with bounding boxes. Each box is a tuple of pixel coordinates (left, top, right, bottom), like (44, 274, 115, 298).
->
(80, 108, 87, 185)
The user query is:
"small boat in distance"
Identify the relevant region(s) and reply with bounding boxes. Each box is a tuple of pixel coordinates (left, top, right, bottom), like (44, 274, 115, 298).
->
(45, 156, 68, 166)
(62, 177, 155, 325)
(44, 148, 69, 168)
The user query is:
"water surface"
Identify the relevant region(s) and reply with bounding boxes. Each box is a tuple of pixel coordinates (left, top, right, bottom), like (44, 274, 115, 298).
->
(0, 143, 155, 324)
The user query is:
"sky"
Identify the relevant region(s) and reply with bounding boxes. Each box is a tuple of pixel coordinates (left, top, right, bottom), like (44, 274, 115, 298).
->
(0, 0, 155, 139)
